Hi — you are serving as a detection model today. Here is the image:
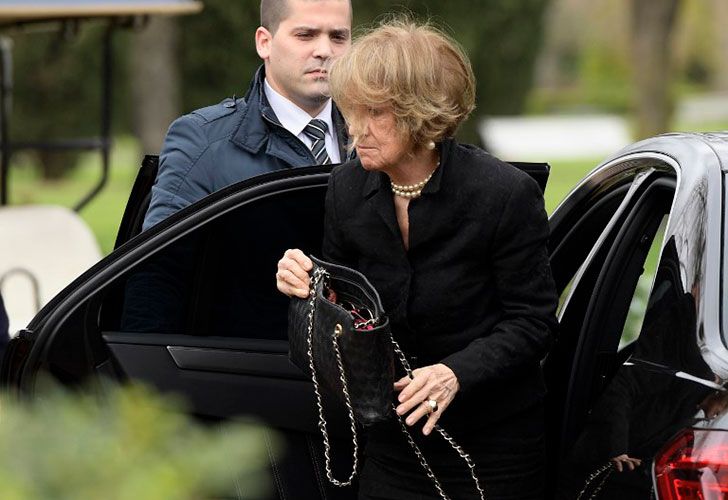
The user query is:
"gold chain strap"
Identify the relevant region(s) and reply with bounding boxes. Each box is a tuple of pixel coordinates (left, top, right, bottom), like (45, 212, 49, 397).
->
(576, 461, 615, 500)
(390, 335, 486, 500)
(305, 268, 359, 486)
(305, 267, 485, 499)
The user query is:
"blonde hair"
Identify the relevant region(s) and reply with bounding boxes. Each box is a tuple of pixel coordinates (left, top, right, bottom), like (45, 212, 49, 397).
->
(329, 17, 475, 149)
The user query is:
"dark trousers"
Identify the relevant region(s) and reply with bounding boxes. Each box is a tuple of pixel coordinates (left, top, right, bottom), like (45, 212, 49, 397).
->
(358, 405, 545, 500)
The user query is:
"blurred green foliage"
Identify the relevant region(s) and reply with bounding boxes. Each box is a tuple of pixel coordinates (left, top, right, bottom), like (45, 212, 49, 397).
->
(527, 40, 634, 115)
(0, 381, 272, 499)
(9, 22, 130, 178)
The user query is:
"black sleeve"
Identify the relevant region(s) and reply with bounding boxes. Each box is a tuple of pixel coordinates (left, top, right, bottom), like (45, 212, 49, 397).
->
(321, 170, 356, 267)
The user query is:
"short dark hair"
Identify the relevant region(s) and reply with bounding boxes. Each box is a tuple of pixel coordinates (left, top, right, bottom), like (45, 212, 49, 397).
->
(260, 0, 289, 34)
(261, 0, 351, 34)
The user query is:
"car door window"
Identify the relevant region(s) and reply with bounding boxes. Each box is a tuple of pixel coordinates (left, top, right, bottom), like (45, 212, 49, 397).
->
(542, 169, 675, 493)
(620, 215, 667, 348)
(30, 176, 328, 390)
(114, 186, 327, 339)
(545, 169, 661, 440)
(556, 175, 717, 499)
(559, 176, 676, 437)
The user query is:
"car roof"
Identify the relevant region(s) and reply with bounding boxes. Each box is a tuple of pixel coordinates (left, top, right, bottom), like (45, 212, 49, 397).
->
(609, 131, 728, 172)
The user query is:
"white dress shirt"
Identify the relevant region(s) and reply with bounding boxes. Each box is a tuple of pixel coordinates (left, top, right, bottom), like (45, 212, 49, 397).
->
(263, 79, 341, 164)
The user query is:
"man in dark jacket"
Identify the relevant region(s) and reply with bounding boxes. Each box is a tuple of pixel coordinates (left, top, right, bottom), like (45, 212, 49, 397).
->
(144, 0, 354, 229)
(124, 0, 354, 333)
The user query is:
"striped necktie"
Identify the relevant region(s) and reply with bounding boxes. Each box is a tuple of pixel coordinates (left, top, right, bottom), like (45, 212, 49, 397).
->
(303, 119, 331, 165)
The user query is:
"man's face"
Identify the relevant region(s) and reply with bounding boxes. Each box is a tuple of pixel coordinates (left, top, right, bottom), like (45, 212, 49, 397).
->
(256, 0, 351, 115)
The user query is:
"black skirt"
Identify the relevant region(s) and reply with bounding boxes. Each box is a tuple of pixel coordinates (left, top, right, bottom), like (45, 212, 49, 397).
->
(358, 404, 545, 500)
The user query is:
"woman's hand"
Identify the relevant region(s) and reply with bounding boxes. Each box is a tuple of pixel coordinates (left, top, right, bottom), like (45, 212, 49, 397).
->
(610, 454, 642, 472)
(698, 389, 728, 419)
(394, 363, 459, 436)
(276, 249, 313, 299)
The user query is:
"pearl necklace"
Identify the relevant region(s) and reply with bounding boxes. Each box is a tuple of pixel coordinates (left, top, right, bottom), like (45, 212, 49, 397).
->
(390, 159, 439, 199)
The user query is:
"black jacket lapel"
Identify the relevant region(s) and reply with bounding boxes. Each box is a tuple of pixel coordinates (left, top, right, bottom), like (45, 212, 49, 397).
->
(363, 170, 402, 243)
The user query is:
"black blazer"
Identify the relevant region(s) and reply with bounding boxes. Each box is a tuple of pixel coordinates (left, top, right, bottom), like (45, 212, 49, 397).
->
(322, 139, 558, 428)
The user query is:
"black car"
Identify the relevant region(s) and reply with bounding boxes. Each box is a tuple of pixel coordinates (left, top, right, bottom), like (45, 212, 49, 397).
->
(3, 132, 728, 499)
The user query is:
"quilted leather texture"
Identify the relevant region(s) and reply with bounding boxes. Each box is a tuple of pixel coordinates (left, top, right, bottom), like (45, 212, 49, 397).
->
(288, 258, 395, 426)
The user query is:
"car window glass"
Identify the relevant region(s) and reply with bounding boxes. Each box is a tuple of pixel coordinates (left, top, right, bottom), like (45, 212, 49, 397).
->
(557, 276, 575, 315)
(554, 178, 675, 439)
(558, 186, 715, 499)
(619, 216, 667, 348)
(105, 186, 327, 340)
(550, 184, 630, 296)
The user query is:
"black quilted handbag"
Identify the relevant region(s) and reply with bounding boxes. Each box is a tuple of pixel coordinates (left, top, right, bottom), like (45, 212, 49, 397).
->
(288, 256, 395, 487)
(288, 256, 485, 498)
(288, 256, 395, 425)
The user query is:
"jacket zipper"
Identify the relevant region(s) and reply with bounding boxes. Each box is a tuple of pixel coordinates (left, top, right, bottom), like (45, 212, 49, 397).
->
(261, 111, 318, 164)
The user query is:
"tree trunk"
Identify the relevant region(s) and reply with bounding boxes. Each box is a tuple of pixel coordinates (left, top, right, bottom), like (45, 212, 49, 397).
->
(630, 0, 681, 139)
(712, 0, 728, 90)
(129, 16, 181, 156)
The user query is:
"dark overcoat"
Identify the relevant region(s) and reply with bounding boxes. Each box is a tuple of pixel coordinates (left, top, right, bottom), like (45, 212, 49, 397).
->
(144, 66, 353, 229)
(322, 138, 559, 430)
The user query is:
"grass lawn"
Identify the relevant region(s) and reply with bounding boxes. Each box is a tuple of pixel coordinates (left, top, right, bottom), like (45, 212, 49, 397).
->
(544, 158, 601, 214)
(7, 135, 605, 255)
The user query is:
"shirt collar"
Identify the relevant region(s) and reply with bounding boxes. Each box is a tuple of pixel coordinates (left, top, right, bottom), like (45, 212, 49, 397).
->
(263, 78, 335, 138)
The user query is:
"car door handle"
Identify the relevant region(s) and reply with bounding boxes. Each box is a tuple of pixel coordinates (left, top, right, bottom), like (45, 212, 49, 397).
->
(166, 345, 306, 380)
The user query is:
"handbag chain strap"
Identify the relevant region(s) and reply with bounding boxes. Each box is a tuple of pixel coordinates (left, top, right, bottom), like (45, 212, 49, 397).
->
(576, 461, 615, 500)
(390, 336, 486, 500)
(305, 267, 359, 486)
(305, 267, 485, 499)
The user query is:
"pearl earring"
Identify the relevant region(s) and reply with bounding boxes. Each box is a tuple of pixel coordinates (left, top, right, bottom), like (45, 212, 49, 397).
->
(426, 141, 435, 150)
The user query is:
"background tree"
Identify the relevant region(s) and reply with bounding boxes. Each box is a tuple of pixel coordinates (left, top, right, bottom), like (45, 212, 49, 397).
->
(630, 0, 681, 138)
(711, 0, 728, 90)
(10, 25, 109, 179)
(129, 17, 181, 156)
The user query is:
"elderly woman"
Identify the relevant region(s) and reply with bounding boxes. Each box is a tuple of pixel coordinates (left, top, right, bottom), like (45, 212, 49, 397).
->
(276, 19, 558, 500)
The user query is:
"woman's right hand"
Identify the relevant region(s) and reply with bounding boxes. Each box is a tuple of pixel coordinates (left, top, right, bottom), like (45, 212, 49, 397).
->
(276, 249, 313, 299)
(610, 454, 642, 472)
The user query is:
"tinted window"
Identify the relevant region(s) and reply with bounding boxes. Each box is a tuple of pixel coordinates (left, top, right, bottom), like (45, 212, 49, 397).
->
(116, 187, 327, 339)
(558, 179, 716, 498)
(37, 184, 327, 384)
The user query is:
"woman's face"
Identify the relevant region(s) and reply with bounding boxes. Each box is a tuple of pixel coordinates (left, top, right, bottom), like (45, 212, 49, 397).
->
(348, 106, 412, 172)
